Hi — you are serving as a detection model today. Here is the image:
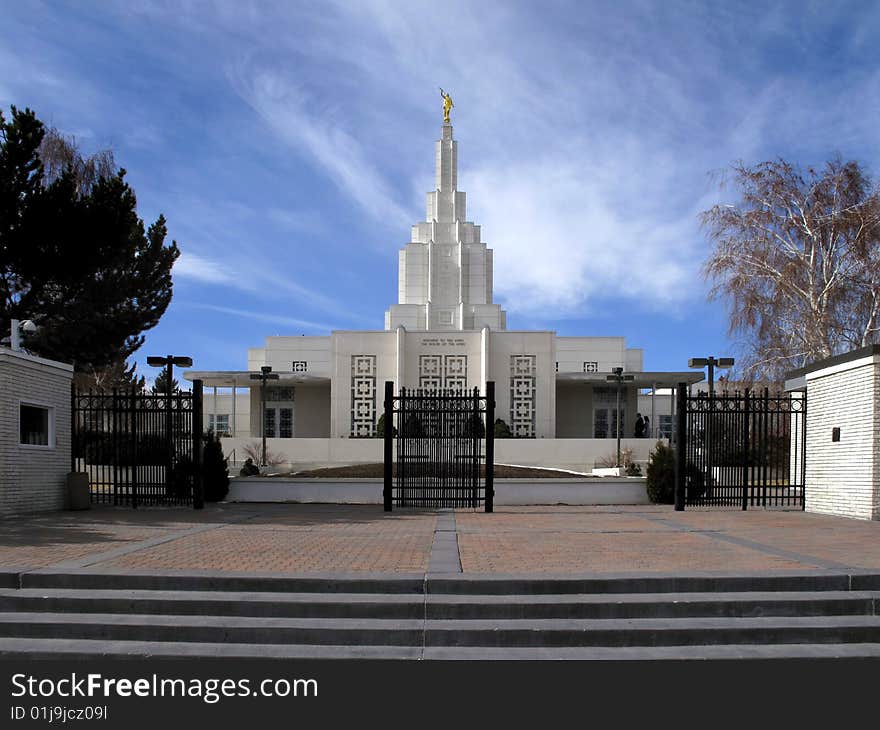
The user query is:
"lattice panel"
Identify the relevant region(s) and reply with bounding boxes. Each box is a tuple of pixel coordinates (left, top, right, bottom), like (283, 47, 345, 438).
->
(419, 354, 467, 390)
(443, 355, 467, 389)
(266, 387, 295, 402)
(510, 354, 536, 438)
(350, 355, 377, 437)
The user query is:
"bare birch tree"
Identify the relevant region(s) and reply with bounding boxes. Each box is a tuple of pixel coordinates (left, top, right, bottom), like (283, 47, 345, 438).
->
(702, 158, 880, 380)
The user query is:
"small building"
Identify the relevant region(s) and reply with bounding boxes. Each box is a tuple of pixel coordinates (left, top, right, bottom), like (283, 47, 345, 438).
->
(186, 121, 701, 470)
(0, 347, 73, 516)
(786, 345, 880, 521)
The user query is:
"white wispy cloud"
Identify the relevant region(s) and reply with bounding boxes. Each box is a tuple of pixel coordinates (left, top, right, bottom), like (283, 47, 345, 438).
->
(181, 302, 340, 333)
(174, 251, 237, 285)
(226, 59, 412, 230)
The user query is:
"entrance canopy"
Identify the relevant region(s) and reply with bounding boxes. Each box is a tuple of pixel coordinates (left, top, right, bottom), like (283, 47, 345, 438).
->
(555, 371, 705, 388)
(182, 371, 331, 388)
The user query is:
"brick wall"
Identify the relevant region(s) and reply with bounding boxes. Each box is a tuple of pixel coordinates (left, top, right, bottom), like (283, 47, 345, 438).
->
(804, 357, 879, 520)
(0, 350, 73, 517)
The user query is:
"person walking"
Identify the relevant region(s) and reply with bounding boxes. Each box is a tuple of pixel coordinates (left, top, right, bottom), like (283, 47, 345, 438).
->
(634, 413, 645, 438)
(643, 416, 651, 438)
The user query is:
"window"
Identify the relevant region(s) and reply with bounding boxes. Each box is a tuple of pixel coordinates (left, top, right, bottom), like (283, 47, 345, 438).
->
(20, 404, 52, 446)
(658, 415, 673, 439)
(263, 404, 294, 439)
(279, 408, 293, 438)
(264, 408, 276, 438)
(208, 414, 230, 436)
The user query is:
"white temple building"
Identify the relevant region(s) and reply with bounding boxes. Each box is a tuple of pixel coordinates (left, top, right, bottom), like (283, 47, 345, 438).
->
(185, 120, 701, 470)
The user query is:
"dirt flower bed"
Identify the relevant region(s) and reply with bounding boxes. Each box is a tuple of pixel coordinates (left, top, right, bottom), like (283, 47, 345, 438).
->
(271, 463, 593, 479)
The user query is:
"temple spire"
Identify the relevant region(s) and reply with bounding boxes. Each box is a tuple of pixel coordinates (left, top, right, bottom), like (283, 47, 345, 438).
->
(435, 123, 457, 193)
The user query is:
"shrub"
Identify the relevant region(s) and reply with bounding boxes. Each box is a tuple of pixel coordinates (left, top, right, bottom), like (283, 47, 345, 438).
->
(242, 440, 286, 466)
(625, 461, 642, 477)
(463, 414, 486, 438)
(168, 455, 194, 500)
(645, 441, 675, 503)
(376, 413, 397, 438)
(202, 431, 229, 502)
(494, 418, 513, 438)
(595, 447, 635, 469)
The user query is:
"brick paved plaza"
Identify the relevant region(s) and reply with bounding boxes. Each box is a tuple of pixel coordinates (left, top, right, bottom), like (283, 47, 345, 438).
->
(0, 503, 879, 575)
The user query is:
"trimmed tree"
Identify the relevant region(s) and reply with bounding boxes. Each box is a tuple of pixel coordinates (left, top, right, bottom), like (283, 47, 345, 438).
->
(645, 441, 675, 503)
(0, 105, 179, 371)
(202, 431, 230, 502)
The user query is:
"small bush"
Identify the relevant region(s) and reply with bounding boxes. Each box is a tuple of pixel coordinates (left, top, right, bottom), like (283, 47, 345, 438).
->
(595, 447, 635, 469)
(625, 461, 642, 477)
(202, 431, 229, 502)
(242, 440, 286, 466)
(646, 441, 675, 503)
(376, 413, 397, 438)
(168, 455, 194, 500)
(494, 419, 513, 438)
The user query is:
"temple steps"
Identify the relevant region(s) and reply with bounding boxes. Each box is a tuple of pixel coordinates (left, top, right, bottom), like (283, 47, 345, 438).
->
(0, 570, 877, 659)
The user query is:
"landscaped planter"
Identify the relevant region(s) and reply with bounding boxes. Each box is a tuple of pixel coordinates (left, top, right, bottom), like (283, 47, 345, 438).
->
(226, 477, 649, 506)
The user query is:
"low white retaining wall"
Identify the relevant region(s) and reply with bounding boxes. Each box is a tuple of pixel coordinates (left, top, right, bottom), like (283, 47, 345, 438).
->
(227, 477, 649, 506)
(219, 437, 665, 472)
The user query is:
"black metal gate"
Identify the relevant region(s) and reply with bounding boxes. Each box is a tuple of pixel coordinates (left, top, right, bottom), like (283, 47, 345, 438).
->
(675, 387, 806, 509)
(382, 381, 494, 511)
(71, 381, 204, 508)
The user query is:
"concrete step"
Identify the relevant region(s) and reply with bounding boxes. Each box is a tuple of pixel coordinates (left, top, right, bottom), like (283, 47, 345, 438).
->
(0, 589, 426, 620)
(426, 573, 877, 595)
(0, 638, 420, 660)
(424, 615, 880, 647)
(16, 569, 880, 595)
(0, 612, 424, 646)
(2, 637, 880, 660)
(426, 591, 879, 619)
(1, 612, 880, 648)
(1, 588, 875, 620)
(19, 569, 425, 594)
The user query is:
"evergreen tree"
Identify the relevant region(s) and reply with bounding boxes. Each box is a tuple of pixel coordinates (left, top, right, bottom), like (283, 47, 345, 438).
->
(202, 431, 229, 502)
(0, 105, 179, 371)
(73, 358, 146, 393)
(151, 368, 180, 394)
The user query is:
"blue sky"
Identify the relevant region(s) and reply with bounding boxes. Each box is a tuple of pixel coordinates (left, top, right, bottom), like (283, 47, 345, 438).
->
(3, 1, 879, 383)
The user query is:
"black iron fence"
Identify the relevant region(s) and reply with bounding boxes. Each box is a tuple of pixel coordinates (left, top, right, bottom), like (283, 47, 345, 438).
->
(675, 387, 806, 509)
(383, 382, 495, 511)
(71, 382, 204, 508)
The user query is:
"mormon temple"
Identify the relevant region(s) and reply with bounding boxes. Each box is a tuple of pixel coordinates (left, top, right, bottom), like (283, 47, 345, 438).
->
(185, 108, 700, 469)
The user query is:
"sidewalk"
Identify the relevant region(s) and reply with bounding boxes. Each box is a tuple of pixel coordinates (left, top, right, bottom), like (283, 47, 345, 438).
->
(1, 504, 879, 575)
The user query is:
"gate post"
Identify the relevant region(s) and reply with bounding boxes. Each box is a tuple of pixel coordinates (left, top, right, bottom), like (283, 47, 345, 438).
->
(192, 380, 204, 510)
(130, 387, 139, 510)
(674, 382, 687, 511)
(742, 388, 750, 511)
(383, 381, 393, 512)
(485, 381, 495, 513)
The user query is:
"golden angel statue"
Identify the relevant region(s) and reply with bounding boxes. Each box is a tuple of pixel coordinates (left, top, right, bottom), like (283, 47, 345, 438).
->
(439, 87, 454, 123)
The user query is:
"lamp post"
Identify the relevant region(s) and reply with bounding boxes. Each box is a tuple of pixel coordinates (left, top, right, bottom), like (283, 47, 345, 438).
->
(250, 365, 278, 466)
(687, 356, 734, 500)
(8, 319, 37, 352)
(687, 356, 734, 398)
(147, 355, 193, 502)
(606, 367, 634, 469)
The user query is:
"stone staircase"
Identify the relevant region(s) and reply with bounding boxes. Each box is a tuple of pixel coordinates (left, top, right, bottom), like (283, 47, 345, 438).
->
(0, 570, 879, 659)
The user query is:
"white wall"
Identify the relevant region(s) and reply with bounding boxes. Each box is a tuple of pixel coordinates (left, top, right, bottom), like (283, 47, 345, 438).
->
(219, 436, 665, 472)
(202, 392, 250, 437)
(0, 349, 73, 516)
(803, 354, 880, 520)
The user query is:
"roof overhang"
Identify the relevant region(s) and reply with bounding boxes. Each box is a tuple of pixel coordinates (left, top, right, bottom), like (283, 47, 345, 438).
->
(182, 370, 331, 388)
(555, 371, 705, 388)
